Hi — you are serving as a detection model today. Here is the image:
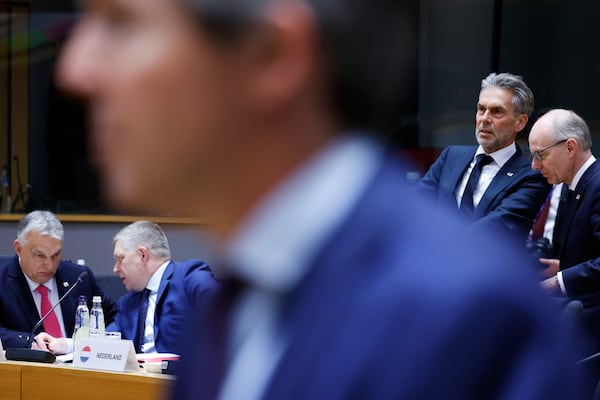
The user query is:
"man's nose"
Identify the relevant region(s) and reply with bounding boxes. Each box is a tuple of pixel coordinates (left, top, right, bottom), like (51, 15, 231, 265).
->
(55, 20, 103, 98)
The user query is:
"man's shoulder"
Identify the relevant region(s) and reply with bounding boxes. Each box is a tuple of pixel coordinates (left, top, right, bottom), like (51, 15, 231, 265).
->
(0, 255, 20, 279)
(167, 259, 215, 284)
(439, 145, 476, 158)
(56, 260, 93, 278)
(583, 159, 600, 185)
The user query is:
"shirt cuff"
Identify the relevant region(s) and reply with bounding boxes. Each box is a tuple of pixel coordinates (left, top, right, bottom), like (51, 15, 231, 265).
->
(557, 271, 567, 295)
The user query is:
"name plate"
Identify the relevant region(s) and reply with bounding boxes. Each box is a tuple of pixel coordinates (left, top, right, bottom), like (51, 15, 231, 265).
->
(73, 337, 138, 372)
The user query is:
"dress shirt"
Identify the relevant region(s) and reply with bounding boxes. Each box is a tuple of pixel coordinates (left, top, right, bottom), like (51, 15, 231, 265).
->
(23, 271, 76, 352)
(556, 155, 597, 294)
(217, 135, 383, 400)
(140, 261, 168, 353)
(24, 273, 67, 338)
(542, 183, 563, 243)
(455, 143, 516, 208)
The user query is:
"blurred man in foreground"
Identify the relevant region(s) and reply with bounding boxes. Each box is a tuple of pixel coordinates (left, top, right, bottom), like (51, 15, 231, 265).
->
(57, 0, 583, 398)
(107, 220, 218, 354)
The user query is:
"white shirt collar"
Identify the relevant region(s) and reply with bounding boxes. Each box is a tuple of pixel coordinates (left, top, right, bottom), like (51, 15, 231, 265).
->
(570, 155, 596, 190)
(145, 261, 169, 293)
(222, 135, 383, 293)
(475, 142, 516, 167)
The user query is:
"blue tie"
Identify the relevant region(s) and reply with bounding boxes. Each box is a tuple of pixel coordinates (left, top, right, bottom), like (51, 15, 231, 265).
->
(136, 288, 151, 353)
(459, 154, 493, 218)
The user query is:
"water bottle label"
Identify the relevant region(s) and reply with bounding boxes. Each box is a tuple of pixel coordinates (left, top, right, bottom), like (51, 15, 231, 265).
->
(89, 328, 104, 338)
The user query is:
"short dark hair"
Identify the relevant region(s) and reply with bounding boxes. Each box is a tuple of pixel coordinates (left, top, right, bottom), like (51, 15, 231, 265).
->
(185, 0, 417, 137)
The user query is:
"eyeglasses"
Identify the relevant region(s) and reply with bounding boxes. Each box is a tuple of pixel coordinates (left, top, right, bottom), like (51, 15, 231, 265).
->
(530, 139, 567, 162)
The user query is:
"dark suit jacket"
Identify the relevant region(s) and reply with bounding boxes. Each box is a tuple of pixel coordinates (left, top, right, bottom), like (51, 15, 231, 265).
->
(106, 259, 218, 354)
(556, 160, 600, 305)
(417, 144, 551, 241)
(0, 256, 118, 348)
(174, 154, 581, 399)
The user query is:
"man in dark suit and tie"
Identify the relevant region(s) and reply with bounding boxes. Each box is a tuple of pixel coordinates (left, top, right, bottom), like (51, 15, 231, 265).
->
(106, 221, 219, 354)
(418, 73, 551, 241)
(0, 210, 117, 354)
(57, 0, 583, 398)
(529, 109, 600, 350)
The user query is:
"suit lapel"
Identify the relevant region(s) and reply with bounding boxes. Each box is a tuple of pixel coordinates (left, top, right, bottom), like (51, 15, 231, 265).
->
(56, 266, 79, 334)
(555, 160, 600, 260)
(475, 145, 526, 217)
(154, 261, 174, 341)
(7, 261, 41, 328)
(448, 147, 477, 205)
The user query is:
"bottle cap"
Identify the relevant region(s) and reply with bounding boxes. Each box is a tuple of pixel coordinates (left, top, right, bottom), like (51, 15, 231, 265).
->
(79, 295, 87, 302)
(92, 295, 102, 303)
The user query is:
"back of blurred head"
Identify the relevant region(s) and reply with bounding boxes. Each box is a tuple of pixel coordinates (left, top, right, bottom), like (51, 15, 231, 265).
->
(57, 0, 416, 237)
(186, 0, 416, 135)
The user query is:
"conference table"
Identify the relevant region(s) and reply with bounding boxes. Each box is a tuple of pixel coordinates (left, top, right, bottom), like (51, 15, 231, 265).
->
(0, 360, 173, 400)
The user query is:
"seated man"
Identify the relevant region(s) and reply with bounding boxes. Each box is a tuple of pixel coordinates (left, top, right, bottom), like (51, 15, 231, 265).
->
(0, 210, 117, 354)
(106, 221, 219, 354)
(418, 72, 550, 242)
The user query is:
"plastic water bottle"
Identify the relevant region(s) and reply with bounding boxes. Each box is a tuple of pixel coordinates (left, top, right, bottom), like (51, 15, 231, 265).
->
(74, 295, 90, 344)
(74, 295, 90, 334)
(89, 295, 105, 338)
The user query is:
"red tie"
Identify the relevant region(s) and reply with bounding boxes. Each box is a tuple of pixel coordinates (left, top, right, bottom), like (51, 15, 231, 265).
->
(531, 191, 553, 241)
(36, 285, 63, 338)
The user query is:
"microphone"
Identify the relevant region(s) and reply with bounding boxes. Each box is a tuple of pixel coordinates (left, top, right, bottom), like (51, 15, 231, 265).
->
(6, 271, 89, 363)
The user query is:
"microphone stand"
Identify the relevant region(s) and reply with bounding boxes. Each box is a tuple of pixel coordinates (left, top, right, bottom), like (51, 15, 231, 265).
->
(5, 272, 88, 363)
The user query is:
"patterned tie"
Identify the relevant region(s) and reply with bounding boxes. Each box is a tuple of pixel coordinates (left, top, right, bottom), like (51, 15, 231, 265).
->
(136, 288, 151, 353)
(36, 285, 63, 338)
(459, 154, 494, 218)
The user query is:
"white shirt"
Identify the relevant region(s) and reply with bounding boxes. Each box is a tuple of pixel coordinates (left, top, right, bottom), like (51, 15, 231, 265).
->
(140, 261, 169, 354)
(217, 135, 383, 400)
(556, 155, 596, 294)
(542, 183, 563, 243)
(456, 143, 517, 208)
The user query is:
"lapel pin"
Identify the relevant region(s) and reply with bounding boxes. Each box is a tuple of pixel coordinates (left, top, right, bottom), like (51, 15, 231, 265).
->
(63, 282, 69, 287)
(576, 194, 581, 200)
(507, 172, 514, 177)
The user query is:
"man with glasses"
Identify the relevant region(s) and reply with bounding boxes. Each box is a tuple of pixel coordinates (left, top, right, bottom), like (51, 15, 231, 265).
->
(418, 72, 551, 241)
(529, 108, 600, 352)
(529, 109, 600, 297)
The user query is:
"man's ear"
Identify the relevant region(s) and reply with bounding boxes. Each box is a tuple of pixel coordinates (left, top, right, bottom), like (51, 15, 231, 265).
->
(138, 246, 150, 262)
(13, 239, 21, 256)
(515, 114, 529, 133)
(566, 137, 578, 154)
(243, 0, 319, 112)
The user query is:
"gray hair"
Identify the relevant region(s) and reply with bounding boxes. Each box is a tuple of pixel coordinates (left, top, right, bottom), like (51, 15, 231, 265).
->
(17, 210, 64, 245)
(481, 72, 534, 118)
(113, 221, 171, 259)
(550, 109, 592, 151)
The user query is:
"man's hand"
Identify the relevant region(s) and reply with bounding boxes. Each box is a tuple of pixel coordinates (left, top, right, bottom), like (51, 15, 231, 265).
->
(540, 275, 561, 295)
(31, 332, 69, 355)
(539, 258, 560, 278)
